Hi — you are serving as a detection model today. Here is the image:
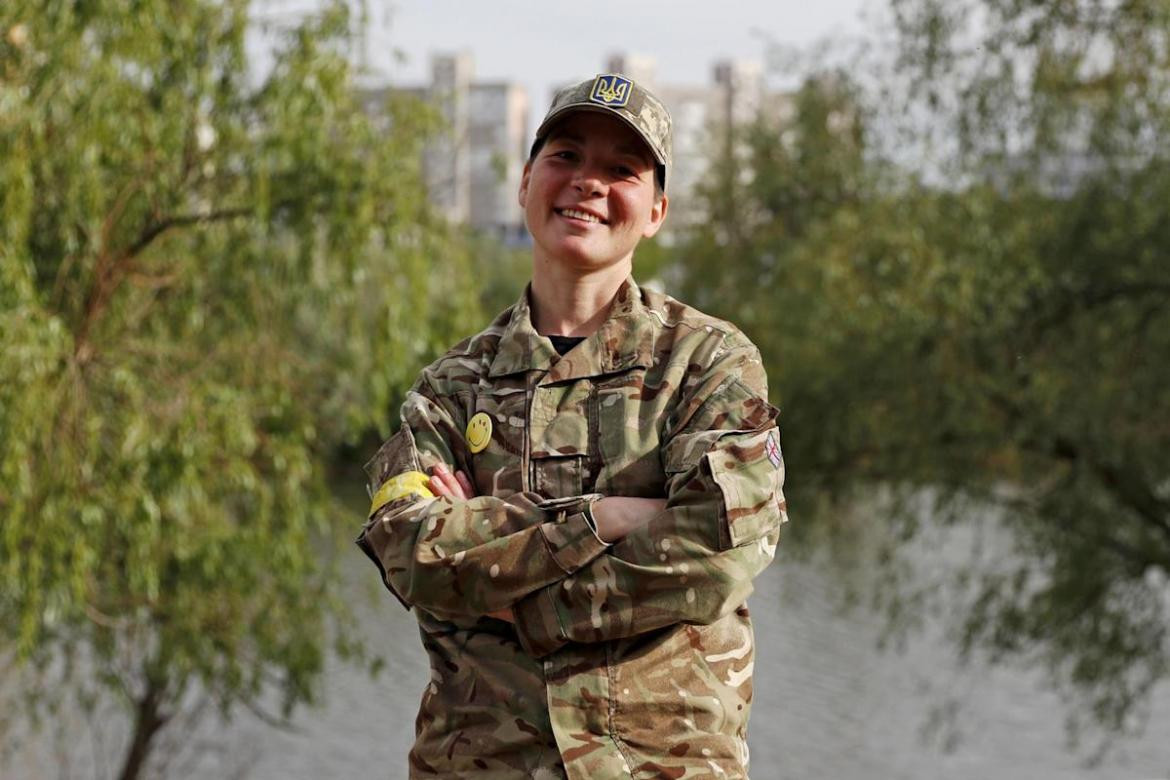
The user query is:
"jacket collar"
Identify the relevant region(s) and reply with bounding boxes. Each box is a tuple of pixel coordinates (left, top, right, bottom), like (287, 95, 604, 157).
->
(487, 276, 657, 382)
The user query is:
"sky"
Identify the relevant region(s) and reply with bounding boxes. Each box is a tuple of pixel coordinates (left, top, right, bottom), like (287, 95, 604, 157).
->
(355, 0, 878, 115)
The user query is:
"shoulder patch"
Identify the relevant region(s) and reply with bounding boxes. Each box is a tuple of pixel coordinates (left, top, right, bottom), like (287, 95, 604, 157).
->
(765, 430, 783, 469)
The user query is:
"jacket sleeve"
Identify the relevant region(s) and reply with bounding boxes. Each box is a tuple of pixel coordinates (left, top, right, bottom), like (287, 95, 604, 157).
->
(510, 341, 788, 657)
(355, 374, 609, 621)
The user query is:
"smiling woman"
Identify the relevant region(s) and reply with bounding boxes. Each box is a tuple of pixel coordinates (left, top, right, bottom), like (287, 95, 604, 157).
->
(521, 111, 668, 284)
(357, 73, 788, 779)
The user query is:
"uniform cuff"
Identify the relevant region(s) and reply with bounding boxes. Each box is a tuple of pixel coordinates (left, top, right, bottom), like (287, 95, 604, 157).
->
(354, 522, 412, 612)
(538, 507, 609, 575)
(513, 586, 571, 657)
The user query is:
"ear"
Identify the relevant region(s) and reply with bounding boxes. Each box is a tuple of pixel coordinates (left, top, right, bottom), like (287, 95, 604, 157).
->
(518, 160, 532, 209)
(641, 193, 668, 239)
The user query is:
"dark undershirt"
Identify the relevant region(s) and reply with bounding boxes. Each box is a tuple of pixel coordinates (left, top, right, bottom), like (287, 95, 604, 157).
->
(548, 335, 585, 355)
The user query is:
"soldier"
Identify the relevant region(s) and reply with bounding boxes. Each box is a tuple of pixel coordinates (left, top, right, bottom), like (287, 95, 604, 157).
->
(357, 73, 787, 779)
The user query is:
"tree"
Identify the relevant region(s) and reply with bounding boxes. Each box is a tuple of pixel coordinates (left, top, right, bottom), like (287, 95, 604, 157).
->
(0, 2, 480, 777)
(882, 0, 1170, 745)
(669, 0, 1169, 752)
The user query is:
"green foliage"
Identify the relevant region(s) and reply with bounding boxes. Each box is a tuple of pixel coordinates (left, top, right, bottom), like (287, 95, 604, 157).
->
(1, 1, 481, 775)
(472, 232, 533, 316)
(670, 0, 1169, 747)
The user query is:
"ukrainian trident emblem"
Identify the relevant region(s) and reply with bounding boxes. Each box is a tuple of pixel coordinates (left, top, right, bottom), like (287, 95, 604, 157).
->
(590, 74, 632, 107)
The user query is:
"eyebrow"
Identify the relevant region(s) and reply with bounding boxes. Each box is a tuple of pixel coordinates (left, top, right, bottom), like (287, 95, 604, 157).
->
(615, 143, 651, 161)
(550, 130, 585, 144)
(546, 132, 651, 164)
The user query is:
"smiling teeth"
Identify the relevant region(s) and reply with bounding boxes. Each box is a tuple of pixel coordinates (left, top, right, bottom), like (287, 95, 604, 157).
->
(560, 208, 602, 223)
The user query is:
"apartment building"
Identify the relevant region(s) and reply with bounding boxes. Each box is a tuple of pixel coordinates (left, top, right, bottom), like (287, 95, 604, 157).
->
(364, 53, 529, 243)
(603, 54, 774, 232)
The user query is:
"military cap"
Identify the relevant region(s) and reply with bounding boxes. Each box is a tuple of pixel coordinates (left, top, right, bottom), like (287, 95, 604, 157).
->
(534, 74, 673, 192)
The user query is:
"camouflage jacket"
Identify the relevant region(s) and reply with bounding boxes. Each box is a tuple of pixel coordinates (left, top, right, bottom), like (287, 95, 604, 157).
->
(357, 277, 787, 779)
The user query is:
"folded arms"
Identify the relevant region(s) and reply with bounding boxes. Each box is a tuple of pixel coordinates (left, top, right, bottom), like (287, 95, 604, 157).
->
(356, 344, 787, 653)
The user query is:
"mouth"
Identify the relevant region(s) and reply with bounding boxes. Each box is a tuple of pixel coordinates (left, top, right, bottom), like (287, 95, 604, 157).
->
(554, 207, 607, 225)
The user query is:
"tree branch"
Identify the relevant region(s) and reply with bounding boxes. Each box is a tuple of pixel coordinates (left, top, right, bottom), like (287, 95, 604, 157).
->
(72, 206, 255, 361)
(1049, 434, 1170, 547)
(122, 207, 254, 261)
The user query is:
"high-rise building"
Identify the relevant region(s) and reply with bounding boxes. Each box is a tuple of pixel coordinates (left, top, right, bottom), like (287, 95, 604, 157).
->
(605, 54, 782, 234)
(364, 53, 530, 241)
(468, 82, 529, 243)
(424, 52, 474, 225)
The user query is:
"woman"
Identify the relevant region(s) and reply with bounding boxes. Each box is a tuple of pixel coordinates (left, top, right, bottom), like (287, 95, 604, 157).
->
(358, 73, 787, 779)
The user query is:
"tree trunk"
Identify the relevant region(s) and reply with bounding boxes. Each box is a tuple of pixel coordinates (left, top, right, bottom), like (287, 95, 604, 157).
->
(118, 678, 168, 780)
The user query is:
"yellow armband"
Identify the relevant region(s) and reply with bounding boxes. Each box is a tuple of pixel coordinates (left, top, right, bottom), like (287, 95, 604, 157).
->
(369, 470, 435, 514)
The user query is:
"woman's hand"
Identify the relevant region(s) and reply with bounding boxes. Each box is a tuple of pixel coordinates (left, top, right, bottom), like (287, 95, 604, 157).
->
(424, 470, 664, 617)
(591, 497, 667, 543)
(481, 497, 667, 624)
(428, 464, 476, 501)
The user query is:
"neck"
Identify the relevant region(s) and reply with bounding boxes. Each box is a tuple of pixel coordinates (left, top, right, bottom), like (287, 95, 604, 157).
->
(529, 256, 632, 337)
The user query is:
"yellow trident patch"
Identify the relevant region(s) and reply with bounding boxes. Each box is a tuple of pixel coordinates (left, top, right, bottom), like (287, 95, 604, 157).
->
(590, 74, 631, 107)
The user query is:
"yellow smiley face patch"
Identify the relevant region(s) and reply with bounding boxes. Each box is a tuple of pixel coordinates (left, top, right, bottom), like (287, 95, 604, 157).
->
(466, 412, 492, 454)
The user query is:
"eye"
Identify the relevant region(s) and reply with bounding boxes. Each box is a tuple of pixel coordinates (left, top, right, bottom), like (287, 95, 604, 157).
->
(613, 165, 637, 178)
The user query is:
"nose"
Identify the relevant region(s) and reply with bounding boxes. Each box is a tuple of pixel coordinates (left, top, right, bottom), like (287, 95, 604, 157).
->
(571, 162, 606, 197)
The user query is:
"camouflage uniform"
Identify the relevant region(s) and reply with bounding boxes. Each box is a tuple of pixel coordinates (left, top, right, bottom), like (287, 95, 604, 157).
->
(358, 277, 787, 779)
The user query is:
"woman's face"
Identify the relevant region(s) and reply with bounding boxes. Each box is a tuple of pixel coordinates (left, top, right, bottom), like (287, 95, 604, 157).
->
(519, 111, 667, 275)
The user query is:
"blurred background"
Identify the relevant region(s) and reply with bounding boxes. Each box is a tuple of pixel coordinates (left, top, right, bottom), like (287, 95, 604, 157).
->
(2, 1, 1168, 778)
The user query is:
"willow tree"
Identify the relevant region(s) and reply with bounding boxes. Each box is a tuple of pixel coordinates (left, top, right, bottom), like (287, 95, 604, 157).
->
(882, 0, 1170, 745)
(0, 2, 479, 778)
(672, 0, 1169, 751)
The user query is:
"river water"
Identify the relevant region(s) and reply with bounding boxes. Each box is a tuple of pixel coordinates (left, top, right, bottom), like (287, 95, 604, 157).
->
(9, 527, 1170, 779)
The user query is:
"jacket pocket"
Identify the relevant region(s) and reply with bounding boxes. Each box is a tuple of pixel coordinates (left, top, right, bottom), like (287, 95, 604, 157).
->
(529, 384, 591, 500)
(531, 453, 585, 499)
(703, 427, 783, 549)
(470, 385, 528, 495)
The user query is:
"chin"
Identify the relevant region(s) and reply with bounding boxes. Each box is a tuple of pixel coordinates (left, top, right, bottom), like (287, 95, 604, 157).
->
(557, 243, 624, 268)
